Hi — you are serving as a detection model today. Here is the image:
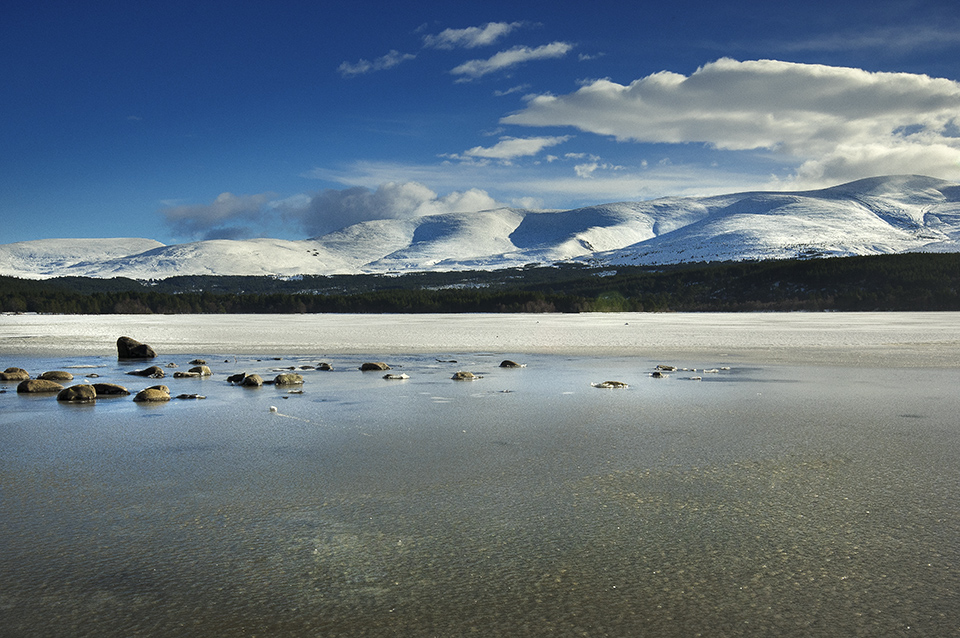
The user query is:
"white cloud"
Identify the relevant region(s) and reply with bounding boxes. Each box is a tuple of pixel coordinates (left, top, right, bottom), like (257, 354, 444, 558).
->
(423, 22, 522, 49)
(457, 135, 572, 161)
(451, 41, 574, 80)
(279, 182, 504, 236)
(161, 192, 276, 240)
(502, 58, 960, 186)
(778, 25, 960, 54)
(494, 84, 531, 97)
(574, 162, 599, 178)
(308, 158, 770, 213)
(338, 50, 416, 77)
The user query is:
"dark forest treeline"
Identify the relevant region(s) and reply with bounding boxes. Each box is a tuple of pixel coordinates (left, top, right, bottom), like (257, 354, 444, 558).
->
(2, 253, 959, 314)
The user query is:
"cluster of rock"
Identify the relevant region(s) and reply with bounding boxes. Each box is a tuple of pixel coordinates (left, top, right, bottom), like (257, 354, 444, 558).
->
(226, 372, 305, 387)
(5, 333, 742, 407)
(4, 348, 537, 404)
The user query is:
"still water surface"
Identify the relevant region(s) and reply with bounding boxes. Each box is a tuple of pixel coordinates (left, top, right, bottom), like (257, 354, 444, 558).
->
(2, 346, 959, 636)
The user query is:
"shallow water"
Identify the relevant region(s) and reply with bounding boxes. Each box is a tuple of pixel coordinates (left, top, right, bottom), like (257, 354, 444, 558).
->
(2, 339, 959, 637)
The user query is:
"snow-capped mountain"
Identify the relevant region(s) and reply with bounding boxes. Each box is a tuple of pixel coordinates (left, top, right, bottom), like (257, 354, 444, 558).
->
(2, 175, 959, 279)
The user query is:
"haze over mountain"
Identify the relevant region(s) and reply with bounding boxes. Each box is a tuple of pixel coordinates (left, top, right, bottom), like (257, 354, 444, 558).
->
(2, 175, 958, 280)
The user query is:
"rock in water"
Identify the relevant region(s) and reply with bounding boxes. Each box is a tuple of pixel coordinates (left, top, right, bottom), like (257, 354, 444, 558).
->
(58, 384, 97, 402)
(17, 379, 64, 393)
(134, 385, 171, 402)
(39, 370, 74, 381)
(117, 336, 157, 360)
(240, 374, 264, 387)
(591, 380, 629, 389)
(92, 383, 130, 396)
(127, 366, 165, 378)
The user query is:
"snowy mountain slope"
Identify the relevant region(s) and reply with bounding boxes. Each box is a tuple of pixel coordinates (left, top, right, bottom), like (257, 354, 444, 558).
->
(360, 209, 525, 272)
(2, 175, 958, 279)
(0, 238, 165, 278)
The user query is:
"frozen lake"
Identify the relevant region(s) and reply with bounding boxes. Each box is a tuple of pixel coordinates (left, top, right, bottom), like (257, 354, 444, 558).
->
(3, 311, 960, 365)
(1, 313, 959, 636)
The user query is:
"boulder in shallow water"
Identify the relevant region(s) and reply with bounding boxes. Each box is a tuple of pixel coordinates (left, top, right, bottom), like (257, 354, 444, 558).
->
(452, 371, 481, 380)
(127, 366, 165, 378)
(317, 362, 333, 371)
(58, 384, 97, 402)
(1, 367, 30, 381)
(240, 374, 264, 387)
(273, 373, 304, 386)
(117, 336, 157, 360)
(134, 385, 171, 402)
(360, 362, 391, 371)
(92, 383, 130, 396)
(189, 365, 212, 377)
(18, 378, 64, 393)
(39, 370, 74, 381)
(499, 360, 525, 368)
(591, 380, 629, 389)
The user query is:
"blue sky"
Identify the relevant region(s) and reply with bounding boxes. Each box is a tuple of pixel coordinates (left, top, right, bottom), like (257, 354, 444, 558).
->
(3, 0, 960, 245)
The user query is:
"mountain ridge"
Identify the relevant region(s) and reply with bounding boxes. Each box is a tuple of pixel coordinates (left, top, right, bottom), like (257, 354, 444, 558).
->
(3, 175, 959, 280)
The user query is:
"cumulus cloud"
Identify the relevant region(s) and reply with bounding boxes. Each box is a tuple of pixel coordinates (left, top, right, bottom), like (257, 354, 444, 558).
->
(423, 21, 522, 49)
(502, 58, 960, 186)
(278, 182, 504, 237)
(338, 50, 416, 77)
(452, 135, 572, 161)
(161, 192, 276, 240)
(451, 41, 574, 80)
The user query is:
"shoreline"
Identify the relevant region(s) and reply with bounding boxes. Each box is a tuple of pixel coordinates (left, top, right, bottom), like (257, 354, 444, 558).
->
(2, 312, 960, 367)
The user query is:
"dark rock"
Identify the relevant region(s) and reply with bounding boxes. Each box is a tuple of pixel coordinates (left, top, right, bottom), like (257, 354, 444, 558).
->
(39, 370, 74, 381)
(1, 367, 30, 381)
(317, 362, 333, 371)
(92, 383, 130, 396)
(58, 384, 97, 402)
(360, 362, 391, 371)
(189, 366, 212, 376)
(240, 374, 264, 387)
(452, 371, 481, 380)
(134, 385, 171, 402)
(127, 366, 165, 378)
(227, 372, 248, 384)
(117, 336, 157, 359)
(499, 360, 525, 368)
(189, 359, 207, 365)
(274, 373, 304, 386)
(17, 379, 64, 393)
(175, 393, 206, 400)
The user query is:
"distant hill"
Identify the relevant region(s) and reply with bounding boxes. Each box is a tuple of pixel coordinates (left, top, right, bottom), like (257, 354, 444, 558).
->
(2, 175, 958, 279)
